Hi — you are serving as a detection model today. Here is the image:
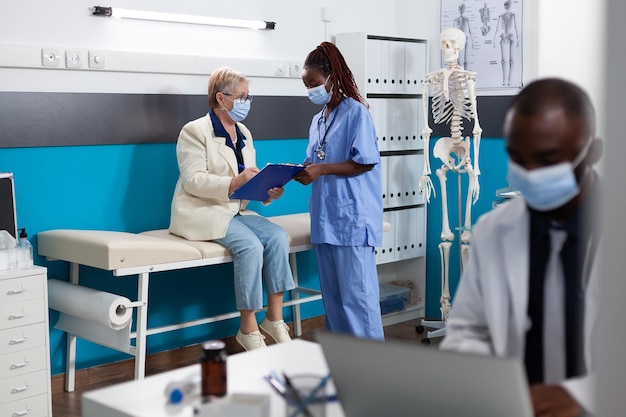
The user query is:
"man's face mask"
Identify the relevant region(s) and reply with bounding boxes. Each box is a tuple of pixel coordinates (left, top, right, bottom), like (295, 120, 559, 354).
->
(506, 138, 593, 211)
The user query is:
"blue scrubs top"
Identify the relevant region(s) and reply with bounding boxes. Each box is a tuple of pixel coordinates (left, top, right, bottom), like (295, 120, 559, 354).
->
(305, 97, 383, 247)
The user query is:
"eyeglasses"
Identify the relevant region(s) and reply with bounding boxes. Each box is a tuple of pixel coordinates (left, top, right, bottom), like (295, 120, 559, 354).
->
(221, 93, 253, 104)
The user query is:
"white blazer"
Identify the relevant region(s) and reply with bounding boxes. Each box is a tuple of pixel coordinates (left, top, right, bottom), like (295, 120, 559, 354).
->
(169, 114, 258, 241)
(440, 196, 599, 412)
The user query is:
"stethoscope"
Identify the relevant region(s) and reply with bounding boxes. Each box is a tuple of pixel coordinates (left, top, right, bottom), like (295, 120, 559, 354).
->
(315, 102, 340, 160)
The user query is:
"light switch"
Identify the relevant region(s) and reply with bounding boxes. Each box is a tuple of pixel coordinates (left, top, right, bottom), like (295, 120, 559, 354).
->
(88, 50, 105, 69)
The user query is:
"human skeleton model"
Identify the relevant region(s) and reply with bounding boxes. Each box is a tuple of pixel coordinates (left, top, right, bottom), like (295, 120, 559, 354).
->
(493, 0, 519, 86)
(419, 27, 482, 322)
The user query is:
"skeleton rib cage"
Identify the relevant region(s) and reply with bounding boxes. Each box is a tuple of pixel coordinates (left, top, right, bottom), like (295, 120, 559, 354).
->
(429, 71, 476, 128)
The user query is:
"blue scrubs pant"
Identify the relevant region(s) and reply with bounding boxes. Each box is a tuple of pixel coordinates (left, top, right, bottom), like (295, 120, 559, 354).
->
(214, 214, 295, 311)
(315, 244, 384, 340)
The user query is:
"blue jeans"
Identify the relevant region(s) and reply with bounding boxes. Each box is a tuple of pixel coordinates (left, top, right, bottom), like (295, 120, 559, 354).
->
(214, 214, 295, 311)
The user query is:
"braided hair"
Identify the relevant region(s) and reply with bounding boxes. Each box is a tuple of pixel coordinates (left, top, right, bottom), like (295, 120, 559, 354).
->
(303, 42, 367, 109)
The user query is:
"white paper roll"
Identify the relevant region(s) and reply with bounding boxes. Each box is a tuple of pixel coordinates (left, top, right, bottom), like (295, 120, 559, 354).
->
(48, 279, 133, 330)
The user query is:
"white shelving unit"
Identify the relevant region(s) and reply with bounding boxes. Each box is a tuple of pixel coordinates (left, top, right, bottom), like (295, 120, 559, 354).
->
(0, 266, 52, 417)
(335, 33, 428, 326)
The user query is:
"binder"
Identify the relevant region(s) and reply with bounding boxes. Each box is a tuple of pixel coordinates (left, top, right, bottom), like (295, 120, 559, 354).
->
(229, 163, 305, 201)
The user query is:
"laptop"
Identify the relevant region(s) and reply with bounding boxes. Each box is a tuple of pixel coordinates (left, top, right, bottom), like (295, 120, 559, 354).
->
(316, 331, 533, 417)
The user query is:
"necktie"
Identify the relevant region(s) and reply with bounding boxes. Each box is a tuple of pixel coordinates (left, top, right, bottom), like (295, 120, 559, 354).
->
(543, 229, 567, 384)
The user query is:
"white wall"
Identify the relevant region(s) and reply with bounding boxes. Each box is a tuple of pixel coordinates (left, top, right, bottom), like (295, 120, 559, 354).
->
(537, 0, 606, 138)
(0, 0, 398, 95)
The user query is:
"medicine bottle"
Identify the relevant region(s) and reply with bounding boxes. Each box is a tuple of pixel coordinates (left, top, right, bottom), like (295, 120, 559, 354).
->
(17, 228, 33, 270)
(201, 340, 227, 401)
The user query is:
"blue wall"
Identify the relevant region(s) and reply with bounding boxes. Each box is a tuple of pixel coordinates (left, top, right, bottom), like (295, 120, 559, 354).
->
(423, 137, 510, 319)
(1, 139, 323, 374)
(1, 134, 509, 374)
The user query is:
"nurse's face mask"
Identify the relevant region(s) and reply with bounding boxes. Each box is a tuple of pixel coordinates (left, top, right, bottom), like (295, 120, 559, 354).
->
(506, 137, 593, 211)
(308, 75, 333, 106)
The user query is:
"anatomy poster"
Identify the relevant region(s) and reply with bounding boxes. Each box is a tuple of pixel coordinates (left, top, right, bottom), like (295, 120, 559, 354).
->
(441, 0, 523, 89)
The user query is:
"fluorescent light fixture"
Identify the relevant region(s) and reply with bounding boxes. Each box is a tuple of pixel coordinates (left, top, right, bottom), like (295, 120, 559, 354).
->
(92, 6, 276, 30)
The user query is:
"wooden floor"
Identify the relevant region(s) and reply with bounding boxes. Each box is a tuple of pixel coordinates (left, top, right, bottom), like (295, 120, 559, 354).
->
(51, 316, 441, 417)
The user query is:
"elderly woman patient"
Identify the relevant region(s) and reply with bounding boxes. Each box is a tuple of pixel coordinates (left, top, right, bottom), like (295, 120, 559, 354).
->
(169, 66, 295, 351)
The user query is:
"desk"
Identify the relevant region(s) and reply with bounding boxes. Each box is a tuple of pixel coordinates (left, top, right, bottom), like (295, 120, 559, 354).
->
(82, 340, 345, 417)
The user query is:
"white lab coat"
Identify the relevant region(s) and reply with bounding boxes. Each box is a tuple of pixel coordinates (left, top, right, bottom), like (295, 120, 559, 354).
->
(440, 196, 599, 413)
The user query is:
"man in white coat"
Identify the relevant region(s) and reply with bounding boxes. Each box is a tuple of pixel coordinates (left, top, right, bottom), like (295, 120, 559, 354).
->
(440, 78, 602, 417)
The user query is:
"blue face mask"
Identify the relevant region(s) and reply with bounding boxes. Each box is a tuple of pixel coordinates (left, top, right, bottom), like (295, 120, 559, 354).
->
(226, 99, 250, 123)
(506, 138, 592, 211)
(308, 75, 333, 106)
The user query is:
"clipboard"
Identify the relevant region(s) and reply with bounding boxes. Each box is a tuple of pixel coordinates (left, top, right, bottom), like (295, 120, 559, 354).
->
(229, 163, 306, 201)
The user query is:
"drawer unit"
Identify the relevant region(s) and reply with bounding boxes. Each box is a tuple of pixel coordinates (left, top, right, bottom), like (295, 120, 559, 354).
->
(0, 274, 45, 305)
(0, 323, 47, 356)
(0, 299, 46, 330)
(1, 346, 48, 378)
(0, 267, 51, 416)
(0, 369, 49, 404)
(0, 393, 49, 417)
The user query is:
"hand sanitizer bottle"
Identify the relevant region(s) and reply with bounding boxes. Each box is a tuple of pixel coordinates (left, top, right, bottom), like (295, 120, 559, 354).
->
(17, 228, 33, 269)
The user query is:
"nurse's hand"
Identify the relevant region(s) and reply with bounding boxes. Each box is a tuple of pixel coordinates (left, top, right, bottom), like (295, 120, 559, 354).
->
(294, 164, 323, 185)
(530, 385, 583, 417)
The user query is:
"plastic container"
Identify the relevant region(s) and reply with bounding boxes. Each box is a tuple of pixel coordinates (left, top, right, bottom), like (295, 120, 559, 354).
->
(164, 371, 200, 404)
(379, 283, 410, 315)
(16, 228, 33, 270)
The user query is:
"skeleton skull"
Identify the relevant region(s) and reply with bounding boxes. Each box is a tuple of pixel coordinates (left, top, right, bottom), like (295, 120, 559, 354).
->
(440, 27, 466, 64)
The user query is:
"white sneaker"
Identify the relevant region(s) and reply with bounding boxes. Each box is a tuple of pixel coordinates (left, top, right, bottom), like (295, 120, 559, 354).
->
(236, 330, 267, 351)
(260, 317, 292, 343)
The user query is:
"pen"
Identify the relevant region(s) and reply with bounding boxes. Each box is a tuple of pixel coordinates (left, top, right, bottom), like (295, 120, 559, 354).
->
(288, 374, 330, 417)
(283, 372, 314, 417)
(264, 375, 287, 396)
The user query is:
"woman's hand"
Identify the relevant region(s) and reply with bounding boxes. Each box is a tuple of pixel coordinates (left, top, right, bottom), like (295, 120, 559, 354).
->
(229, 167, 259, 194)
(262, 187, 284, 205)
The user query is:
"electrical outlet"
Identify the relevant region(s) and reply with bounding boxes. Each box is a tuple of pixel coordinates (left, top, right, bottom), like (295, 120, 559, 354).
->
(41, 48, 62, 67)
(289, 61, 303, 77)
(88, 50, 105, 69)
(273, 61, 289, 77)
(65, 50, 84, 69)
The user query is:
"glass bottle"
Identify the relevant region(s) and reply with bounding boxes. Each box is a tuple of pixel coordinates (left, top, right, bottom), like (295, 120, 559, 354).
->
(201, 340, 227, 401)
(17, 228, 33, 269)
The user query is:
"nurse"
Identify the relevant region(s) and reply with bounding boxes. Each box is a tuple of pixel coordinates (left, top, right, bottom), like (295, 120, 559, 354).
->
(295, 42, 384, 340)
